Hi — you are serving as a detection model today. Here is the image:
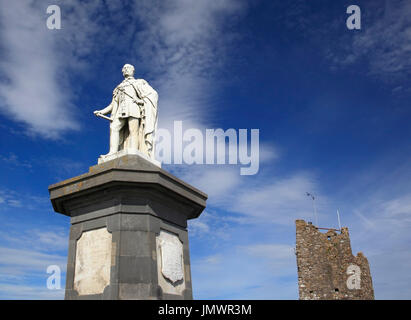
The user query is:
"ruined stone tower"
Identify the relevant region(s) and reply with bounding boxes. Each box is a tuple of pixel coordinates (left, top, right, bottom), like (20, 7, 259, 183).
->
(295, 219, 374, 300)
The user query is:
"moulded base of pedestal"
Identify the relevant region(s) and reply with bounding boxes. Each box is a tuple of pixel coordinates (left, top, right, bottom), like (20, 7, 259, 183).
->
(98, 148, 161, 167)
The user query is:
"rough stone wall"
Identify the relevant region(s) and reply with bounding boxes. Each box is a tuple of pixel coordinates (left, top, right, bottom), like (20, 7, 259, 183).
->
(295, 219, 374, 300)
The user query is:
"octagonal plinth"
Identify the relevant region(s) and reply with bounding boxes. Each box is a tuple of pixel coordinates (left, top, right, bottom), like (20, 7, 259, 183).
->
(48, 155, 207, 300)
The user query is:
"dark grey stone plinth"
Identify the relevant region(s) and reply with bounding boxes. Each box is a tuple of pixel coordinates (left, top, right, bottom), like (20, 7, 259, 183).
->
(48, 155, 207, 300)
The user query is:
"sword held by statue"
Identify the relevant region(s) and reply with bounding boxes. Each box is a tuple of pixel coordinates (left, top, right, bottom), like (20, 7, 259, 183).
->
(94, 112, 112, 121)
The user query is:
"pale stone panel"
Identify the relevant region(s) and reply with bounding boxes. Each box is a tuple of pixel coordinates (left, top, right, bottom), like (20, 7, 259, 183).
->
(74, 227, 112, 295)
(156, 230, 185, 295)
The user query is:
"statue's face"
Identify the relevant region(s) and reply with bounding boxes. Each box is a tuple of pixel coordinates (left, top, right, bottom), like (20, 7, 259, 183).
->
(122, 64, 134, 78)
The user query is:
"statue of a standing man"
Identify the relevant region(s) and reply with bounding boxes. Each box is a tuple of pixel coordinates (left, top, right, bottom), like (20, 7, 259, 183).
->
(94, 64, 158, 161)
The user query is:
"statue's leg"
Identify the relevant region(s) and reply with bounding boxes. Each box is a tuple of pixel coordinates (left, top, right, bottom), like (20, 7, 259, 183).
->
(109, 118, 125, 154)
(128, 117, 139, 151)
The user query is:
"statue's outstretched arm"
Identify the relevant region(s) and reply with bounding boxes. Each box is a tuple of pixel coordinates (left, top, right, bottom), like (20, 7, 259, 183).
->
(95, 99, 114, 115)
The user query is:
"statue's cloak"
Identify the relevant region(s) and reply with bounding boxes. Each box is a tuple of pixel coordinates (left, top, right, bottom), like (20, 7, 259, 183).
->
(134, 79, 158, 155)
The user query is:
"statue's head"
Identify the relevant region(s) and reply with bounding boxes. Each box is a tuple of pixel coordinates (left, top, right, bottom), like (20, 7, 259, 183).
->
(122, 64, 135, 78)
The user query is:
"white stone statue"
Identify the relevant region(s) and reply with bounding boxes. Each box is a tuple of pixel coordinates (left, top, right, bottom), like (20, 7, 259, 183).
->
(94, 64, 158, 163)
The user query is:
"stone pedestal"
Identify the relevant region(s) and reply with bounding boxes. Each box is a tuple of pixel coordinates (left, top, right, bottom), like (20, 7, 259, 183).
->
(48, 155, 207, 300)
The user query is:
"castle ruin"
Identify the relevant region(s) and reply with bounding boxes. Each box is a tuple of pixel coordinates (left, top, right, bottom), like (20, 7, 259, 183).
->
(295, 219, 374, 300)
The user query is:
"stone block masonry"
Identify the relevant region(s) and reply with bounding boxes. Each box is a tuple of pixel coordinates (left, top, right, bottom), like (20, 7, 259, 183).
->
(48, 154, 207, 300)
(295, 219, 374, 300)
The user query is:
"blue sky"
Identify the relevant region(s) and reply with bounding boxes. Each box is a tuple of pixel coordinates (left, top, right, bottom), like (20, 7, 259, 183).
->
(0, 0, 410, 299)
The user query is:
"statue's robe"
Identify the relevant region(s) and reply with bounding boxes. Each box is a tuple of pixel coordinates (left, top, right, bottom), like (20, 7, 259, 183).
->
(119, 78, 158, 158)
(110, 79, 142, 151)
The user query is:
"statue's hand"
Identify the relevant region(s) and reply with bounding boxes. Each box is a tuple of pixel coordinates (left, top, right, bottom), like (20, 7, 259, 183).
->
(93, 110, 101, 116)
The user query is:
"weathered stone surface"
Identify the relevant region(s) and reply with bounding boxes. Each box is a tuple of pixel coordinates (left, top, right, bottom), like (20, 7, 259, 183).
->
(156, 230, 185, 295)
(295, 219, 374, 300)
(74, 227, 112, 295)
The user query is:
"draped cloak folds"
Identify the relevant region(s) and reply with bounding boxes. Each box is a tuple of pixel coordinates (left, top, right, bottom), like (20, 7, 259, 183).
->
(133, 79, 158, 157)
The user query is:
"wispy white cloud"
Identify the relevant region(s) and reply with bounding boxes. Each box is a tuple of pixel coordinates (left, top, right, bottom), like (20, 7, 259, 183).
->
(275, 1, 411, 85)
(0, 188, 50, 212)
(192, 243, 297, 299)
(186, 166, 319, 299)
(327, 0, 411, 82)
(0, 0, 248, 140)
(0, 247, 66, 275)
(180, 166, 242, 200)
(332, 159, 411, 299)
(0, 227, 67, 299)
(0, 228, 68, 252)
(0, 1, 80, 138)
(131, 0, 246, 128)
(229, 173, 321, 225)
(183, 164, 322, 226)
(42, 157, 87, 181)
(242, 243, 295, 262)
(0, 283, 64, 300)
(189, 210, 233, 243)
(0, 153, 32, 169)
(366, 250, 411, 300)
